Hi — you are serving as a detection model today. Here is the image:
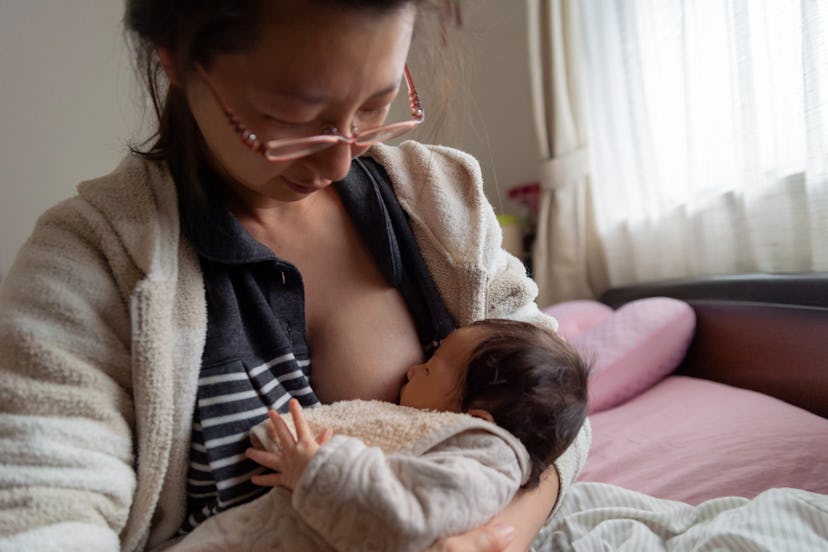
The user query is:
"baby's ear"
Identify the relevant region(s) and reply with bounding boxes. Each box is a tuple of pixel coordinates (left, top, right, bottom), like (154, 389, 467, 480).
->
(467, 408, 494, 423)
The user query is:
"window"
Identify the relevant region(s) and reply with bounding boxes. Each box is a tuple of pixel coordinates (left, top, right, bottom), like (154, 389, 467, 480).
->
(579, 0, 827, 283)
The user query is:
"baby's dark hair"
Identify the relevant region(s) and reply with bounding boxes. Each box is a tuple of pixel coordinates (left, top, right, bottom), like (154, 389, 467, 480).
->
(461, 319, 589, 489)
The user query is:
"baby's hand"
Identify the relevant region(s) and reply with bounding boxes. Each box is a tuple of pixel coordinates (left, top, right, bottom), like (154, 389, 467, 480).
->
(247, 399, 333, 491)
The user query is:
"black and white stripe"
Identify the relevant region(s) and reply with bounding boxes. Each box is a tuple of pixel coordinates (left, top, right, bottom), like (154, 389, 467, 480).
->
(179, 353, 318, 533)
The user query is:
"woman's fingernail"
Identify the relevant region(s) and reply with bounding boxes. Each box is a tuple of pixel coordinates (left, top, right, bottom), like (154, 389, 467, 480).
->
(493, 523, 515, 542)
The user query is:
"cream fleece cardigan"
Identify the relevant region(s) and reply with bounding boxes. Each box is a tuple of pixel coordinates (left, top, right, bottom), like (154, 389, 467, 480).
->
(0, 142, 590, 551)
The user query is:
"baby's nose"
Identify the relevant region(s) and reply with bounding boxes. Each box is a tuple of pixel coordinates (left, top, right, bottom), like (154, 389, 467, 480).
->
(406, 365, 419, 381)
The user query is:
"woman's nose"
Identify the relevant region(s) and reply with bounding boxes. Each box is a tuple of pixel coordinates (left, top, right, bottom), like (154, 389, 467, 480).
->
(304, 142, 358, 183)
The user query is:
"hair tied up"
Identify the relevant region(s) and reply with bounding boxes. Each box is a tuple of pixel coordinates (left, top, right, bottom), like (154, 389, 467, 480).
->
(444, 0, 463, 27)
(439, 0, 463, 46)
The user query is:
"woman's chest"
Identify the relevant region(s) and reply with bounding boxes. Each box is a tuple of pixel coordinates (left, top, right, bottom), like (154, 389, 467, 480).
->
(298, 220, 424, 404)
(254, 194, 425, 404)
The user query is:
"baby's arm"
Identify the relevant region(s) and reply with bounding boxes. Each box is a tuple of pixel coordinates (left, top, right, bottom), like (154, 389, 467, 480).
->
(291, 422, 525, 552)
(246, 400, 526, 552)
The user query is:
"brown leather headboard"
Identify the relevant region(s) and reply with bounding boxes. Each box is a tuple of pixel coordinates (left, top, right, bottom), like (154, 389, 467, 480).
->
(600, 273, 828, 419)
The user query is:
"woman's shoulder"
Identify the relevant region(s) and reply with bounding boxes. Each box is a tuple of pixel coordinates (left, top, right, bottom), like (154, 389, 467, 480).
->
(37, 154, 173, 222)
(365, 142, 499, 262)
(74, 154, 176, 221)
(367, 141, 485, 204)
(31, 154, 181, 277)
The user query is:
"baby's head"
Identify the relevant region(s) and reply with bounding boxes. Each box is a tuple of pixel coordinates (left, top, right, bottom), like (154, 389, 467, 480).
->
(399, 319, 589, 488)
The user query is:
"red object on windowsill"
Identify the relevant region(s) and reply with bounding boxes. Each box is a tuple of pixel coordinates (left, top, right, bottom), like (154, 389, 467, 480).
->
(506, 182, 541, 275)
(508, 182, 540, 220)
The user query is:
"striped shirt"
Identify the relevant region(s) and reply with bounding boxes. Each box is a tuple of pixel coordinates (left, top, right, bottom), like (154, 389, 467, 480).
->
(176, 157, 456, 533)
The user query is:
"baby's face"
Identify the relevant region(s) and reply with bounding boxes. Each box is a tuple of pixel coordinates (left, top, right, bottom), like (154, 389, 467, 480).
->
(399, 326, 486, 411)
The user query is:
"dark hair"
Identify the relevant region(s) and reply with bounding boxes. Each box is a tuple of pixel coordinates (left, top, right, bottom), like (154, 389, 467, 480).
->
(125, 0, 269, 154)
(123, 0, 458, 212)
(124, 0, 420, 154)
(461, 319, 590, 489)
(124, 0, 265, 211)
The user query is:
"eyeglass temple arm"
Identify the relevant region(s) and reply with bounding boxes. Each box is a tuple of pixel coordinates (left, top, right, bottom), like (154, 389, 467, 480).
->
(404, 64, 424, 121)
(194, 63, 267, 154)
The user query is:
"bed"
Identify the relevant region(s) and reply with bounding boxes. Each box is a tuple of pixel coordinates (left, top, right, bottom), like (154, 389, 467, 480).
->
(535, 272, 828, 550)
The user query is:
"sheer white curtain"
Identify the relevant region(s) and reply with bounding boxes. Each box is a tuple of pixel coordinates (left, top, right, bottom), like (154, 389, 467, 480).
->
(579, 0, 828, 287)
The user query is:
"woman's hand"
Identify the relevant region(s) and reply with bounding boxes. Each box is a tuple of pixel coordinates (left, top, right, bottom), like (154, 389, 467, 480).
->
(246, 398, 333, 490)
(427, 522, 515, 552)
(430, 467, 561, 552)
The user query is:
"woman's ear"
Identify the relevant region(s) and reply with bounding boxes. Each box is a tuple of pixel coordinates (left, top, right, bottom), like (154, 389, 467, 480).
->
(156, 46, 180, 85)
(467, 408, 494, 423)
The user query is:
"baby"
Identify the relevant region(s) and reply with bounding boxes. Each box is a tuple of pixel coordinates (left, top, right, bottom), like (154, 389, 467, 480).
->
(173, 319, 589, 552)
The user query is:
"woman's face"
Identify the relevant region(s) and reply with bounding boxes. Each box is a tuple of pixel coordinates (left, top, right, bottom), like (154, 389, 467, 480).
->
(184, 2, 417, 205)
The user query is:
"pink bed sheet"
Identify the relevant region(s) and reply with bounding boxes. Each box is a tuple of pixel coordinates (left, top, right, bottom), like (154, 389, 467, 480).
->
(578, 375, 828, 505)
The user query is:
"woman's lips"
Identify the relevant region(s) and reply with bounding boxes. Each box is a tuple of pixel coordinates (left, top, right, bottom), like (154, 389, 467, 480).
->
(283, 177, 315, 195)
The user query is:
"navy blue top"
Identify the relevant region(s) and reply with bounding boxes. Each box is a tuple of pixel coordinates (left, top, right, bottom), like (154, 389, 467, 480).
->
(175, 157, 456, 532)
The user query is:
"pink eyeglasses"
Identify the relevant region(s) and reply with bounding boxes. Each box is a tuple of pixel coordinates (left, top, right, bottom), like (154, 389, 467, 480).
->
(195, 64, 425, 162)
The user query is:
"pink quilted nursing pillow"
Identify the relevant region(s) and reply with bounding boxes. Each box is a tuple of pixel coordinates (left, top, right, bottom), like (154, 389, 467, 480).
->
(544, 297, 696, 413)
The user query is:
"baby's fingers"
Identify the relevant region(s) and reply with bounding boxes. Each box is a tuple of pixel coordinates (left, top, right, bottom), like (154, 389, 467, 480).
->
(246, 447, 283, 471)
(268, 408, 296, 447)
(251, 472, 284, 487)
(288, 398, 312, 442)
(316, 427, 334, 445)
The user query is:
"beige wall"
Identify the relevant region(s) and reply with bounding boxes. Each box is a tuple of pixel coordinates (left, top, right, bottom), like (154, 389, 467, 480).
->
(433, 0, 540, 212)
(0, 0, 539, 279)
(0, 1, 140, 279)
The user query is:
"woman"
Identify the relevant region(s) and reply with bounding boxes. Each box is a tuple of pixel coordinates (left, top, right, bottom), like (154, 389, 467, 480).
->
(0, 0, 590, 550)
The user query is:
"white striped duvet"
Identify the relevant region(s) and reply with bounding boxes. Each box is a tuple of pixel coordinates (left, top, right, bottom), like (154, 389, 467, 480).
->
(533, 482, 828, 551)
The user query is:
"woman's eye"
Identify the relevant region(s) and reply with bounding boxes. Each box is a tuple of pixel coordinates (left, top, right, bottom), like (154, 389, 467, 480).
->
(262, 115, 303, 127)
(357, 106, 390, 124)
(359, 106, 386, 115)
